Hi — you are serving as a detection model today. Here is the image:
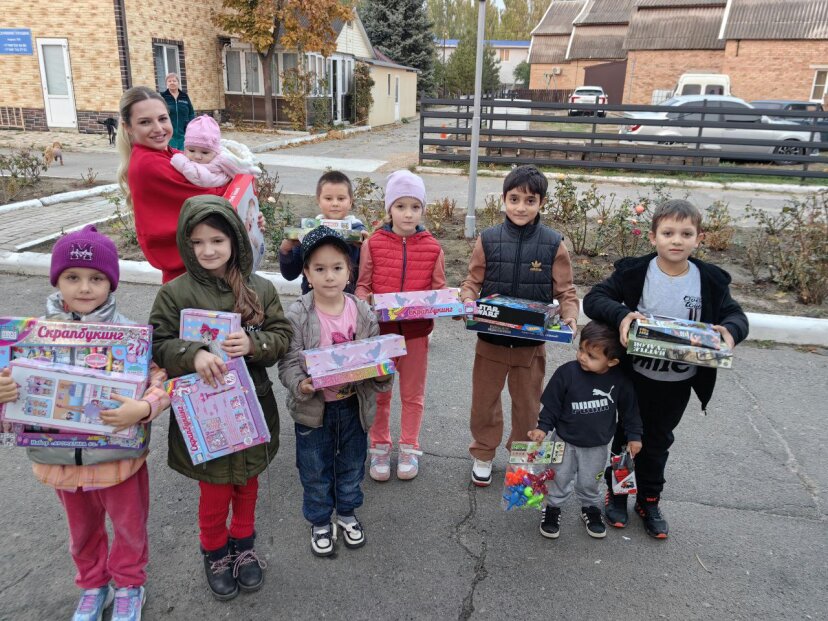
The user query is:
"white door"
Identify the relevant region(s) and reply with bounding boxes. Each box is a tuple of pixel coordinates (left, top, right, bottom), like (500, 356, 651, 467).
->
(37, 38, 77, 128)
(394, 76, 400, 121)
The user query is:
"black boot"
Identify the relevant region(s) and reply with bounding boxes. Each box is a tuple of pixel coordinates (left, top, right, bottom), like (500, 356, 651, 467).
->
(202, 544, 239, 601)
(230, 533, 266, 592)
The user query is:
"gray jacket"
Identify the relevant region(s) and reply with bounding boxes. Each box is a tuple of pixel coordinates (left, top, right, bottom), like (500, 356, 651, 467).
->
(278, 292, 392, 430)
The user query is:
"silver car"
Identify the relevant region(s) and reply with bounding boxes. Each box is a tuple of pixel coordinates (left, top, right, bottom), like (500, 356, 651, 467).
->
(619, 95, 815, 164)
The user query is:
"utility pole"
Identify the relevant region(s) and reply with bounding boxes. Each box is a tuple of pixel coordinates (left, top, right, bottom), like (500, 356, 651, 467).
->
(465, 0, 487, 239)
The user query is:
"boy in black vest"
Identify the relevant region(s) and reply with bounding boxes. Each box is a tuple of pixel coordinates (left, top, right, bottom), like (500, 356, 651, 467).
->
(583, 199, 748, 539)
(460, 165, 579, 487)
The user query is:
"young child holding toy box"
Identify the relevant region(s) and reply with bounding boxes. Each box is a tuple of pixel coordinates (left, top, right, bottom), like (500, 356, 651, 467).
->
(583, 199, 748, 539)
(0, 225, 169, 621)
(149, 195, 292, 600)
(356, 170, 446, 481)
(279, 170, 367, 294)
(460, 165, 579, 487)
(527, 321, 642, 540)
(278, 226, 392, 557)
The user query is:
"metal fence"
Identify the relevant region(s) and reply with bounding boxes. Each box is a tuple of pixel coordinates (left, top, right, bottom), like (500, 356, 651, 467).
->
(418, 98, 828, 181)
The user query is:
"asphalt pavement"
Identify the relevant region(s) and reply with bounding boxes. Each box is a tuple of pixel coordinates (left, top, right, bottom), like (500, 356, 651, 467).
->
(0, 274, 826, 620)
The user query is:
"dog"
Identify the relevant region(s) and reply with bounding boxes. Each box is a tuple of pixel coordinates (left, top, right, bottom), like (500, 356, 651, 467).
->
(44, 141, 63, 167)
(98, 117, 118, 145)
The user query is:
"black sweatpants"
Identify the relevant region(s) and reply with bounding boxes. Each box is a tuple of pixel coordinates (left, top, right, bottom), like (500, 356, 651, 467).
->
(608, 373, 693, 500)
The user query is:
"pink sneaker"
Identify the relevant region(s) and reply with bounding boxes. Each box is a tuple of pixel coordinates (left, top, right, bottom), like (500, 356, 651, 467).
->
(397, 444, 423, 480)
(369, 443, 391, 481)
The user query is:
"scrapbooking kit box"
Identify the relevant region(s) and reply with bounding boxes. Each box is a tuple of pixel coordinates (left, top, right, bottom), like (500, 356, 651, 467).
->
(224, 174, 265, 271)
(372, 288, 472, 322)
(165, 357, 270, 465)
(465, 318, 574, 344)
(180, 309, 242, 362)
(502, 441, 565, 511)
(473, 295, 561, 330)
(302, 334, 406, 389)
(627, 315, 733, 369)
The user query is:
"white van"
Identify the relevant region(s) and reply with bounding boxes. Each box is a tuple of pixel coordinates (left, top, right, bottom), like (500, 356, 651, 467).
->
(674, 73, 731, 97)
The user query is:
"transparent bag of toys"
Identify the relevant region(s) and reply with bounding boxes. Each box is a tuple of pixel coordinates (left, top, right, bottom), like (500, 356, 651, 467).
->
(501, 441, 565, 511)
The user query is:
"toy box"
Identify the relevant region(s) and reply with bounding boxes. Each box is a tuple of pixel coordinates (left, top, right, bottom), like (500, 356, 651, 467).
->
(627, 315, 733, 369)
(300, 217, 353, 231)
(372, 288, 473, 322)
(2, 359, 144, 438)
(283, 219, 363, 243)
(180, 309, 242, 362)
(473, 295, 561, 331)
(465, 318, 574, 344)
(302, 334, 407, 376)
(13, 425, 148, 450)
(501, 441, 566, 511)
(165, 357, 270, 465)
(0, 317, 152, 376)
(224, 174, 265, 271)
(610, 449, 637, 495)
(310, 360, 396, 390)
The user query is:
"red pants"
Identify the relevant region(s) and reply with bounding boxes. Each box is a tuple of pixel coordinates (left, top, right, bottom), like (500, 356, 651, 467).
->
(198, 477, 259, 551)
(370, 334, 430, 449)
(56, 463, 150, 589)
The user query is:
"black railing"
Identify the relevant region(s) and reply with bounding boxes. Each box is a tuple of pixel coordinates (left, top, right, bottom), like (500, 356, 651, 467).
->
(418, 98, 828, 180)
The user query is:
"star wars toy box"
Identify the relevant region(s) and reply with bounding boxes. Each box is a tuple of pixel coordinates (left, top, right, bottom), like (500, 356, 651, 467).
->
(2, 359, 145, 438)
(627, 315, 733, 369)
(165, 357, 270, 465)
(373, 288, 473, 322)
(283, 218, 363, 243)
(501, 441, 565, 511)
(224, 174, 265, 271)
(302, 334, 406, 389)
(180, 309, 242, 362)
(473, 295, 561, 330)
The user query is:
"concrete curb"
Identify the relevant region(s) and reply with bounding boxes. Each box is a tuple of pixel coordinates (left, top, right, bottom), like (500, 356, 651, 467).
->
(250, 125, 372, 153)
(0, 184, 119, 214)
(1, 250, 825, 346)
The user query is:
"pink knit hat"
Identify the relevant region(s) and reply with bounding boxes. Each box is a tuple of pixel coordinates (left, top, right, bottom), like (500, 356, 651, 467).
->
(184, 115, 221, 153)
(50, 225, 120, 290)
(384, 170, 426, 213)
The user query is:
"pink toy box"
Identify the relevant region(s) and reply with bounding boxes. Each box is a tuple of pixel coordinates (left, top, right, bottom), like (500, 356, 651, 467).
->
(180, 309, 242, 362)
(302, 334, 406, 389)
(165, 357, 270, 465)
(372, 288, 473, 322)
(309, 360, 396, 390)
(224, 174, 265, 271)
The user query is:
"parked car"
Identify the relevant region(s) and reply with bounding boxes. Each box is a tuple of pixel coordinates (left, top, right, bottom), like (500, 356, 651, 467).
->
(674, 73, 731, 97)
(568, 86, 607, 117)
(750, 100, 828, 141)
(618, 95, 816, 164)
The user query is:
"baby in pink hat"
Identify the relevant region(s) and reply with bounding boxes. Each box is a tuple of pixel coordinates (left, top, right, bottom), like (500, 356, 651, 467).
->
(171, 115, 261, 187)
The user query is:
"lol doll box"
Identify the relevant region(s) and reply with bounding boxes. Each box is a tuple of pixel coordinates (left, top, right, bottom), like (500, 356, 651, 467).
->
(472, 295, 561, 331)
(302, 334, 406, 389)
(465, 318, 574, 344)
(373, 288, 473, 322)
(224, 174, 265, 271)
(501, 441, 565, 511)
(627, 315, 732, 369)
(165, 357, 270, 465)
(180, 309, 242, 362)
(2, 359, 144, 438)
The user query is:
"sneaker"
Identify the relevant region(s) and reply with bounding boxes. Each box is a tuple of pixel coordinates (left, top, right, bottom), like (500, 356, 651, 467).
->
(397, 444, 422, 480)
(311, 523, 337, 557)
(110, 587, 146, 621)
(471, 458, 493, 487)
(369, 443, 391, 482)
(72, 586, 114, 621)
(230, 534, 266, 593)
(202, 544, 239, 601)
(581, 506, 607, 538)
(539, 506, 561, 539)
(336, 515, 366, 549)
(636, 497, 669, 539)
(604, 488, 629, 528)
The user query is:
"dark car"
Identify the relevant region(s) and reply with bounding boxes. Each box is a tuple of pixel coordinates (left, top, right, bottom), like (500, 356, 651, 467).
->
(750, 100, 828, 142)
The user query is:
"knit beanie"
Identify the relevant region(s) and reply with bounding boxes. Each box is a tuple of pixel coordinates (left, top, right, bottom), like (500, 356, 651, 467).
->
(384, 170, 426, 213)
(50, 225, 120, 291)
(184, 115, 221, 153)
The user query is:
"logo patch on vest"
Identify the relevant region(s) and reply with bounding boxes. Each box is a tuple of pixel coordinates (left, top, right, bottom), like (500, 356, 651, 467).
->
(530, 260, 542, 272)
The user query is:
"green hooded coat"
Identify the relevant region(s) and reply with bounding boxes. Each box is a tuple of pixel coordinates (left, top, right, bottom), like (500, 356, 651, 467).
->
(149, 195, 292, 484)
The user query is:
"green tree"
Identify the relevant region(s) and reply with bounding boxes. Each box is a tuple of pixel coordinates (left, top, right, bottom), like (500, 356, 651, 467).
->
(513, 60, 530, 88)
(444, 24, 501, 96)
(528, 0, 548, 34)
(499, 0, 531, 39)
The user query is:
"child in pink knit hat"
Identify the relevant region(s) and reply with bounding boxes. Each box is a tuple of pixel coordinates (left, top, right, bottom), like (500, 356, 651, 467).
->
(171, 114, 261, 187)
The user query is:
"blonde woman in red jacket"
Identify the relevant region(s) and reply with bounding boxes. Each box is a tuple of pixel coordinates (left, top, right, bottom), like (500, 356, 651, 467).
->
(356, 170, 446, 482)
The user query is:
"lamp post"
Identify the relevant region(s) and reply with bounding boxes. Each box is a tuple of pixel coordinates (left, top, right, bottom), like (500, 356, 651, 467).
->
(464, 0, 487, 239)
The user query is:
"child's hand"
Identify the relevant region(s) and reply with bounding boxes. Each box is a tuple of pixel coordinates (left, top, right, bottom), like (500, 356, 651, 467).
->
(99, 394, 151, 432)
(299, 378, 316, 395)
(527, 429, 546, 443)
(194, 350, 228, 388)
(222, 330, 252, 358)
(619, 312, 647, 346)
(257, 212, 266, 233)
(359, 230, 371, 243)
(712, 325, 735, 349)
(279, 239, 300, 254)
(149, 363, 168, 387)
(0, 368, 19, 404)
(561, 317, 578, 337)
(627, 440, 642, 457)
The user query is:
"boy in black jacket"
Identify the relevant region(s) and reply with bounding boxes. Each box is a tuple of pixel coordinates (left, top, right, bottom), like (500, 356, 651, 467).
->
(583, 199, 748, 539)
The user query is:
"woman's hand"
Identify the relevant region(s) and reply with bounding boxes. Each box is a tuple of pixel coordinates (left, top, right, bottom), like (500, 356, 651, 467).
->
(0, 368, 18, 404)
(299, 378, 316, 395)
(619, 312, 647, 346)
(98, 394, 152, 432)
(222, 330, 252, 358)
(194, 350, 228, 387)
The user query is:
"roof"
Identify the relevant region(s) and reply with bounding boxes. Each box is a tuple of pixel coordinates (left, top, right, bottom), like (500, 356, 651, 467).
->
(531, 0, 587, 35)
(435, 39, 530, 48)
(527, 34, 571, 63)
(722, 0, 828, 40)
(368, 47, 417, 71)
(568, 24, 628, 59)
(574, 0, 637, 25)
(636, 0, 725, 6)
(625, 4, 727, 50)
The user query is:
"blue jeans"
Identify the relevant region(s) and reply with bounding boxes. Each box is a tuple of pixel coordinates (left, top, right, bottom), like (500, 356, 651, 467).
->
(295, 396, 367, 526)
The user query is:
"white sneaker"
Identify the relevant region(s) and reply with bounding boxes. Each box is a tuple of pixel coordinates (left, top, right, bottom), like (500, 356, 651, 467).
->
(397, 444, 423, 480)
(471, 458, 493, 486)
(368, 443, 391, 482)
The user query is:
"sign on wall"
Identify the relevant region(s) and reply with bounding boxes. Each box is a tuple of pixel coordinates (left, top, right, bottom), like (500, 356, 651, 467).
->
(0, 29, 33, 55)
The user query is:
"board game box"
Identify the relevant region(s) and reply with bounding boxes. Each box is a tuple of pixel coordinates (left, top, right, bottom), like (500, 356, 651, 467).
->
(473, 295, 561, 331)
(372, 288, 472, 322)
(180, 309, 242, 362)
(627, 315, 733, 369)
(224, 174, 265, 271)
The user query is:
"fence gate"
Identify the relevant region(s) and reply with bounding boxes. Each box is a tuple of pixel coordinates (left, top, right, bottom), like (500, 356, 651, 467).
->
(583, 60, 627, 105)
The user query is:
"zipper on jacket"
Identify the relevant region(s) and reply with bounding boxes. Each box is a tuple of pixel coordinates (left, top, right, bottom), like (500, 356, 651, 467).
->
(400, 237, 408, 291)
(511, 226, 526, 296)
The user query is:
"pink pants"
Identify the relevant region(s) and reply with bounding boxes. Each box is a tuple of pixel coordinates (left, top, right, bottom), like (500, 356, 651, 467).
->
(56, 463, 150, 589)
(370, 334, 430, 449)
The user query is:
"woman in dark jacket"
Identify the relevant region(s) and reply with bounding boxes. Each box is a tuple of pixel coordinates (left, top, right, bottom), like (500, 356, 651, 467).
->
(161, 73, 195, 150)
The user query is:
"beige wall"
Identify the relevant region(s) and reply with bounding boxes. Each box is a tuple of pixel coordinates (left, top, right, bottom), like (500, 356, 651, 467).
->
(623, 49, 725, 104)
(529, 59, 608, 91)
(336, 22, 373, 59)
(368, 67, 417, 127)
